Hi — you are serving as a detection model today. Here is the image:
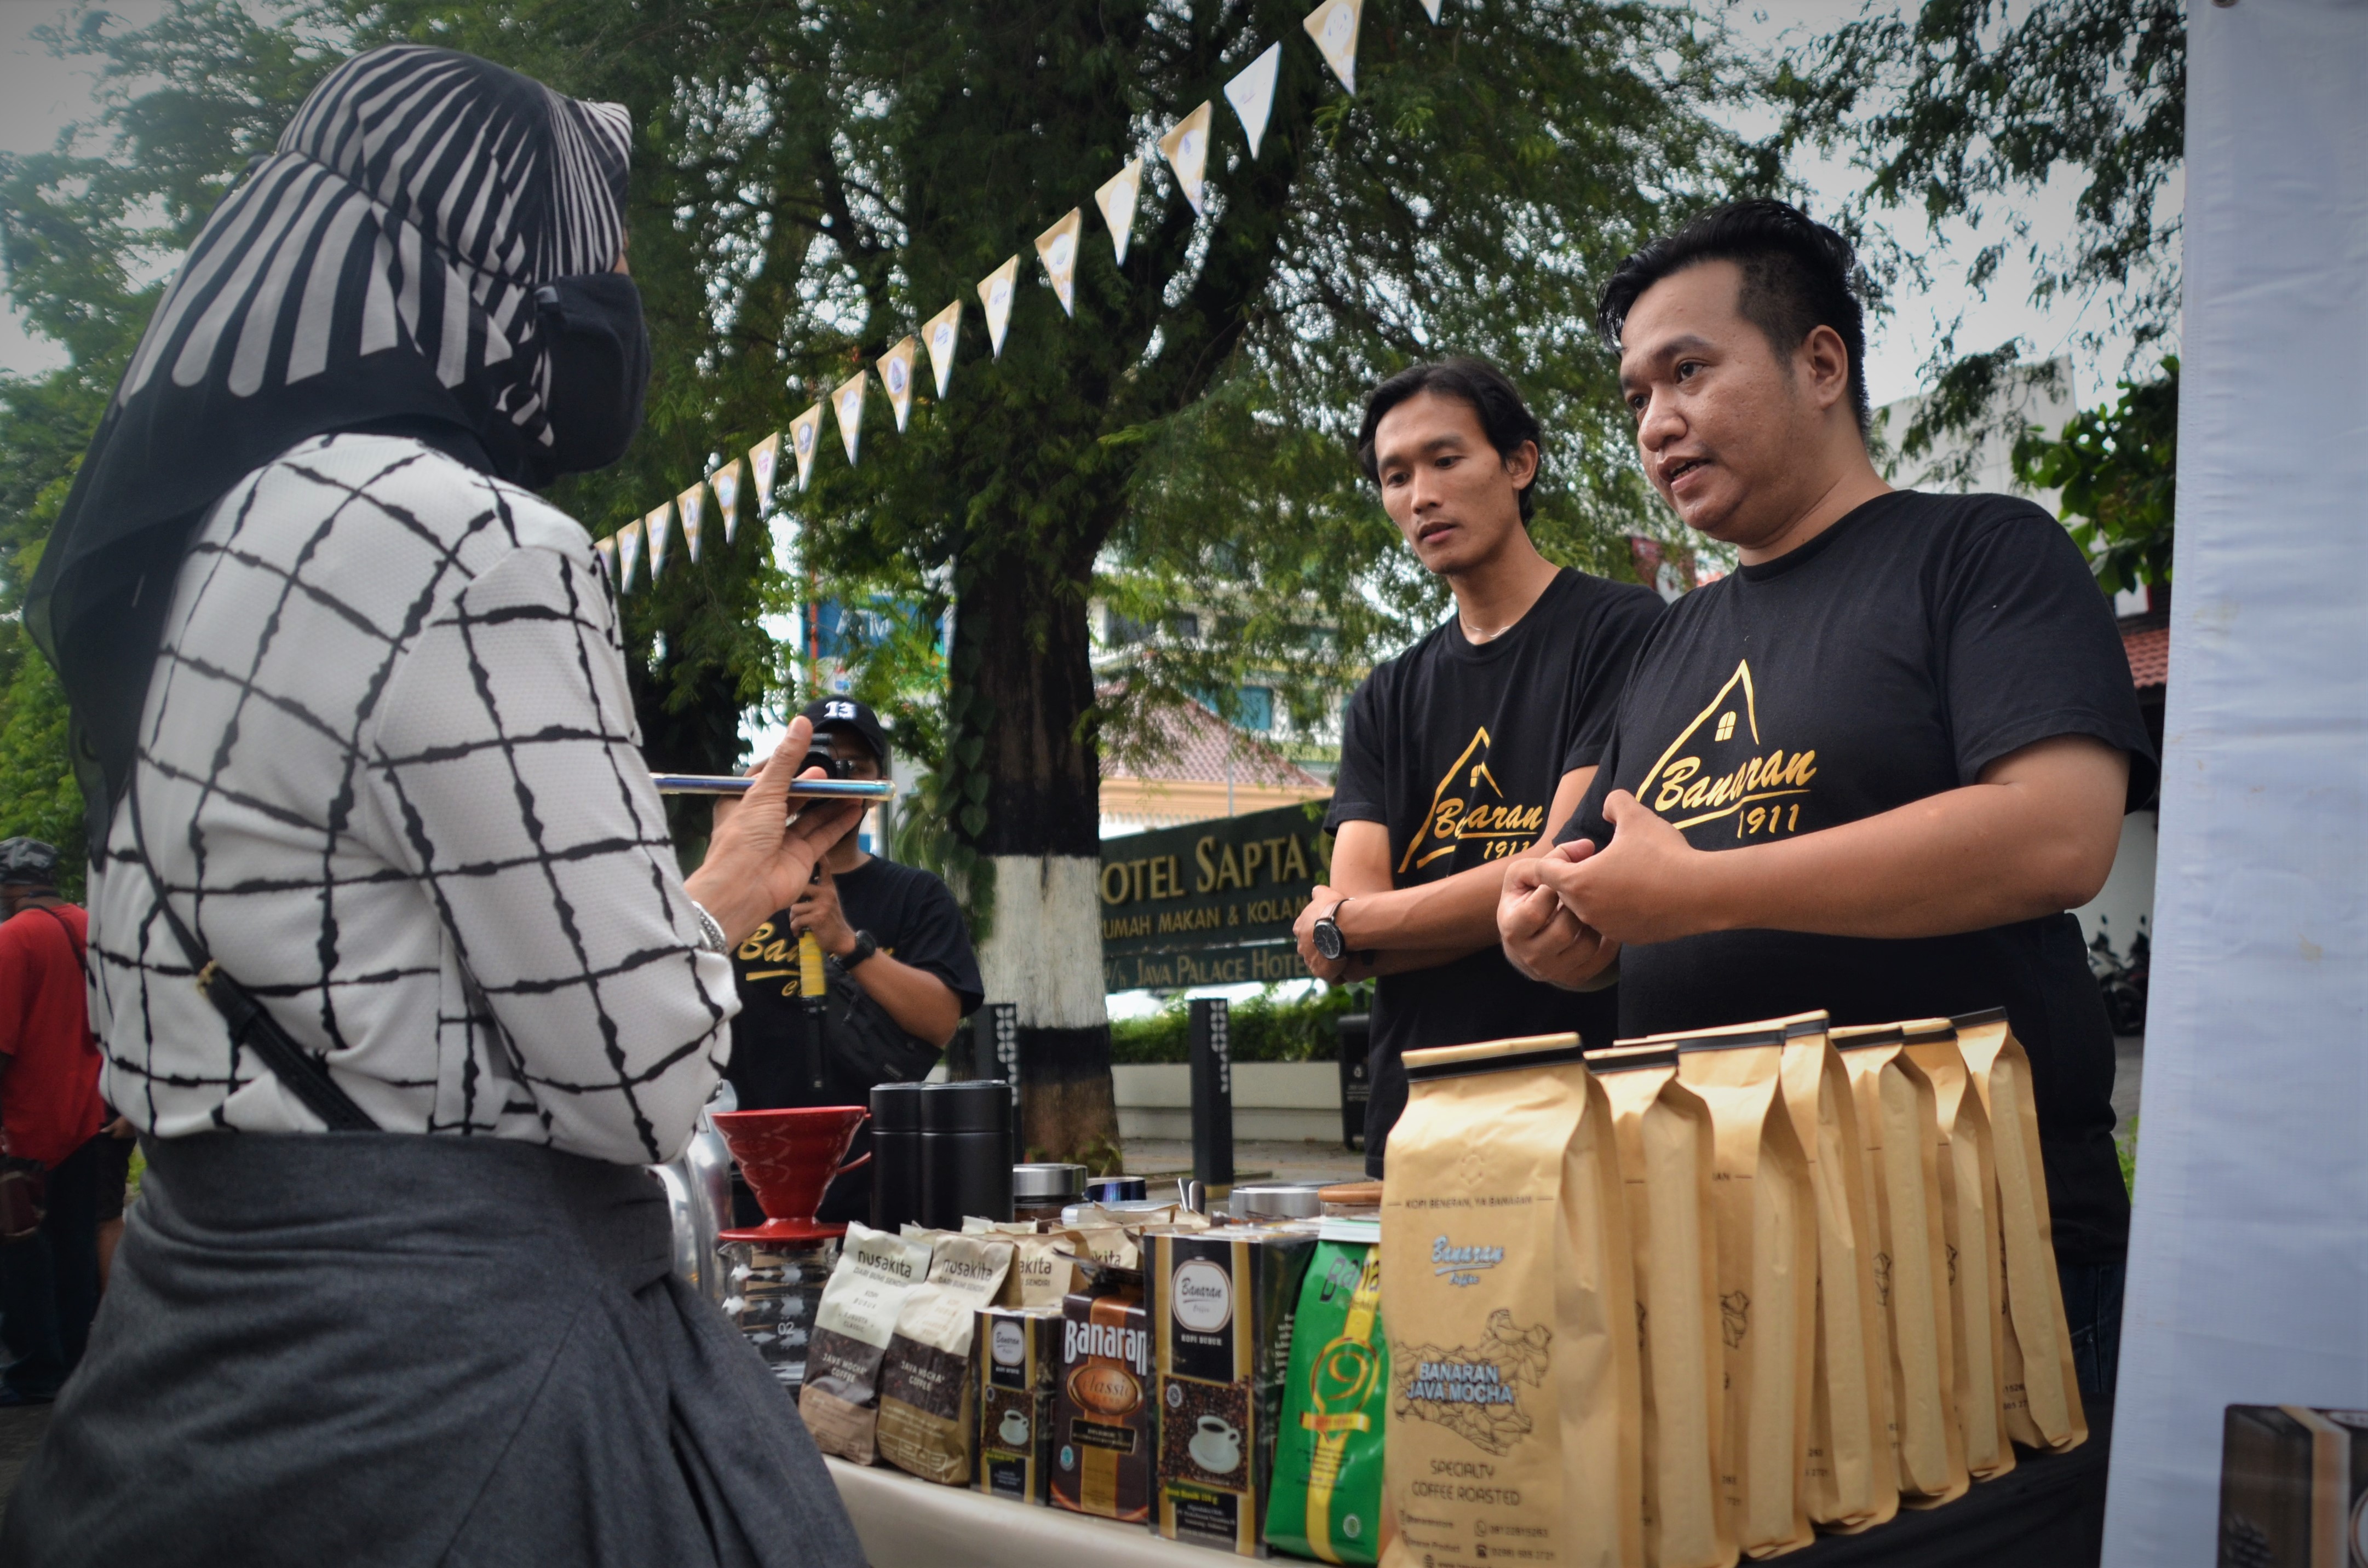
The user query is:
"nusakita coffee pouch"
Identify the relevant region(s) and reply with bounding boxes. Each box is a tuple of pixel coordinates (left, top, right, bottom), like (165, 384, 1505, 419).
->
(876, 1232, 1015, 1484)
(801, 1223, 934, 1465)
(1951, 1006, 2087, 1455)
(1380, 1034, 1641, 1568)
(1587, 1044, 1729, 1568)
(1267, 1222, 1390, 1565)
(1668, 1027, 1818, 1559)
(1832, 1024, 1969, 1508)
(1900, 1018, 2015, 1482)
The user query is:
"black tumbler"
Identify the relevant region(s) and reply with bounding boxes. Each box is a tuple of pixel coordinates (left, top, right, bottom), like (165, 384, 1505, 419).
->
(918, 1080, 1013, 1229)
(870, 1082, 928, 1233)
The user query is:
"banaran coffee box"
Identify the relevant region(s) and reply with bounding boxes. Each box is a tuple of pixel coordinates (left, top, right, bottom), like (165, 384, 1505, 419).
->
(1050, 1275, 1155, 1522)
(976, 1305, 1060, 1504)
(2217, 1404, 2368, 1567)
(1148, 1226, 1319, 1555)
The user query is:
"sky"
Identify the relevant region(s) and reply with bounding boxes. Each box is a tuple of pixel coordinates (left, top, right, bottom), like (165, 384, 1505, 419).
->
(0, 1, 2173, 405)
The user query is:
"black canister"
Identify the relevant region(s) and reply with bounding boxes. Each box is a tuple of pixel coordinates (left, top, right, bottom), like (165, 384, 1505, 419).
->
(870, 1082, 928, 1233)
(918, 1080, 1013, 1229)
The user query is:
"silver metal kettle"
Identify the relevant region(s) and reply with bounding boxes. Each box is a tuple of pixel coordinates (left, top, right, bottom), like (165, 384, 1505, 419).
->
(652, 1079, 738, 1304)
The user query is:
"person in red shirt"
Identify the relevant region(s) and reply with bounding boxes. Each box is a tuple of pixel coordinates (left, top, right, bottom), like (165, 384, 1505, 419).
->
(0, 837, 105, 1404)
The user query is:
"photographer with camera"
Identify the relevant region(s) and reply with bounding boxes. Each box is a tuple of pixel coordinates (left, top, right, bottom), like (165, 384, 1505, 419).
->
(716, 698, 983, 1225)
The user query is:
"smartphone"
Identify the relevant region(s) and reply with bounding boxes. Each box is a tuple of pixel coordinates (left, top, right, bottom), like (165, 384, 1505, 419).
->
(650, 775, 895, 799)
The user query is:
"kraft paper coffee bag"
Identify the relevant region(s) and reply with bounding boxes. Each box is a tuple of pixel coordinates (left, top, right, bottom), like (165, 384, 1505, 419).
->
(1832, 1025, 1968, 1507)
(1649, 1013, 1898, 1535)
(877, 1232, 1016, 1484)
(1381, 1034, 1642, 1568)
(1951, 1007, 2087, 1454)
(1900, 1019, 2015, 1481)
(1669, 1028, 1818, 1559)
(1588, 1045, 1732, 1568)
(1267, 1221, 1390, 1565)
(802, 1223, 935, 1465)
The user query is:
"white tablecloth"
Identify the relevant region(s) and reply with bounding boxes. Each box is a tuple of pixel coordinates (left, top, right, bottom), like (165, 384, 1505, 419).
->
(825, 1458, 1216, 1566)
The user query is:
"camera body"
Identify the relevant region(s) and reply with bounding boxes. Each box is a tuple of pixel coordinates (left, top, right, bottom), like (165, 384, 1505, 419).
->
(800, 747, 850, 781)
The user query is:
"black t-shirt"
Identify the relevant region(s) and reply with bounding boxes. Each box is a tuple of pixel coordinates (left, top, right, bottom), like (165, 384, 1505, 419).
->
(727, 854, 984, 1110)
(1327, 567, 1666, 1173)
(1560, 491, 2156, 1265)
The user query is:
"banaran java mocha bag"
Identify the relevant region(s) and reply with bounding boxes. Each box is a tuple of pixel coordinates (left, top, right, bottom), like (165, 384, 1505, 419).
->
(1654, 1013, 1897, 1535)
(1899, 1019, 2015, 1481)
(876, 1232, 1016, 1484)
(1831, 1025, 1968, 1508)
(802, 1222, 936, 1465)
(1380, 1034, 1641, 1568)
(1950, 1007, 2087, 1454)
(1587, 1045, 1732, 1568)
(1667, 1028, 1818, 1559)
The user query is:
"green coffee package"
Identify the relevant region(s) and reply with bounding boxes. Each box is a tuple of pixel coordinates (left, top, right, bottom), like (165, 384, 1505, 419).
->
(1265, 1221, 1388, 1565)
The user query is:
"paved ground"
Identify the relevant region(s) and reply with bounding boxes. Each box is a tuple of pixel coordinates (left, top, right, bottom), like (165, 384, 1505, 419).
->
(0, 1403, 49, 1523)
(1121, 1135, 1368, 1189)
(2113, 1034, 2144, 1133)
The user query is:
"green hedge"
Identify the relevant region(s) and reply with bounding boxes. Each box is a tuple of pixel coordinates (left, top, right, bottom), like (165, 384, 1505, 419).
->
(1110, 983, 1373, 1064)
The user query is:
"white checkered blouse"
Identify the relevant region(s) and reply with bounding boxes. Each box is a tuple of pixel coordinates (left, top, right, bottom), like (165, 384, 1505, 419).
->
(89, 434, 735, 1165)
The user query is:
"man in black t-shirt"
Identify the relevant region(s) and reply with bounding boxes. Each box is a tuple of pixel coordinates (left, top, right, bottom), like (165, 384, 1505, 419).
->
(1499, 201, 2153, 1414)
(721, 697, 983, 1222)
(1291, 358, 1664, 1174)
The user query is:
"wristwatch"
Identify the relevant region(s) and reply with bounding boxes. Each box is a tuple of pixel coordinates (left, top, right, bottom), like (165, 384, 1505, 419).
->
(1311, 900, 1374, 968)
(846, 929, 879, 968)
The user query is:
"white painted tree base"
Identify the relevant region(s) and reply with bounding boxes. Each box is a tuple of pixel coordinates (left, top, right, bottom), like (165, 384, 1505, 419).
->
(977, 853, 1106, 1030)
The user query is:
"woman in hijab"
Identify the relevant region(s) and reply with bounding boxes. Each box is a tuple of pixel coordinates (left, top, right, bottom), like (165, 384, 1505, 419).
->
(4, 44, 868, 1566)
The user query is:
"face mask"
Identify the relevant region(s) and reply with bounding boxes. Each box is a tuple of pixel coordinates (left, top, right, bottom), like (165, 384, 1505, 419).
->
(533, 272, 650, 476)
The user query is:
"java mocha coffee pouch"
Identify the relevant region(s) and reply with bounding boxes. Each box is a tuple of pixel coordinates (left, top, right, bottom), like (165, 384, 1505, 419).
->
(1669, 1028, 1818, 1559)
(1587, 1045, 1729, 1568)
(802, 1223, 935, 1464)
(1951, 1007, 2087, 1454)
(1832, 1025, 1969, 1508)
(877, 1232, 1016, 1484)
(1381, 1034, 1641, 1568)
(1900, 1018, 2015, 1481)
(1652, 1012, 1899, 1536)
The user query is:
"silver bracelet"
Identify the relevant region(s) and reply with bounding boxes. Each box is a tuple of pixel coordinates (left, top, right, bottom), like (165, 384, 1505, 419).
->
(689, 901, 729, 955)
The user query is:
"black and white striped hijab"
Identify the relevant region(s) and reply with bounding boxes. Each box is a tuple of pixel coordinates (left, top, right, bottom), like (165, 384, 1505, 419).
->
(30, 44, 634, 832)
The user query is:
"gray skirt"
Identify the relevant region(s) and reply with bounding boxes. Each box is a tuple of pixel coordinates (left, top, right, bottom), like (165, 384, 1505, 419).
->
(1, 1131, 867, 1567)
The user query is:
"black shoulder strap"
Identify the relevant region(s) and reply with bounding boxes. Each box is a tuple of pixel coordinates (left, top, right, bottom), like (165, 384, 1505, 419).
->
(122, 782, 378, 1133)
(31, 904, 85, 971)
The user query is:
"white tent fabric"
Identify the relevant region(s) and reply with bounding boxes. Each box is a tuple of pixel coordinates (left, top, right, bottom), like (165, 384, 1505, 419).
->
(2102, 3, 2368, 1562)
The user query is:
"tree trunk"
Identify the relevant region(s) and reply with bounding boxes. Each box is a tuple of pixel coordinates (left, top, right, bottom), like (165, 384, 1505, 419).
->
(957, 549, 1117, 1169)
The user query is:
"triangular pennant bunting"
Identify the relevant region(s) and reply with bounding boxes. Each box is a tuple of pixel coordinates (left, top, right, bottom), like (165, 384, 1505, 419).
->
(924, 301, 962, 398)
(878, 336, 919, 432)
(1419, 0, 1443, 19)
(834, 372, 868, 465)
(979, 256, 1020, 359)
(645, 500, 673, 580)
(617, 517, 643, 590)
(1158, 102, 1214, 217)
(1095, 159, 1143, 266)
(748, 433, 781, 517)
(1036, 209, 1084, 318)
(676, 481, 706, 563)
(1225, 44, 1282, 160)
(1303, 0, 1362, 93)
(790, 404, 824, 491)
(593, 534, 617, 583)
(711, 457, 744, 543)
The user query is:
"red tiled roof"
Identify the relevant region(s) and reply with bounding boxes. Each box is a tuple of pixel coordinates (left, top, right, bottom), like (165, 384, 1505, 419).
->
(2123, 622, 2169, 690)
(1101, 698, 1325, 788)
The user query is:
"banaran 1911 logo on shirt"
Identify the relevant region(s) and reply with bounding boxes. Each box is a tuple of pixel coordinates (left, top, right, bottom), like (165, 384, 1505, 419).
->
(1634, 659, 1819, 841)
(1400, 727, 1549, 873)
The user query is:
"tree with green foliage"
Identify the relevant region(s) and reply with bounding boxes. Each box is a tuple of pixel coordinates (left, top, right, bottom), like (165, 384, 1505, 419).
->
(1779, 0, 2185, 474)
(2015, 356, 2176, 596)
(3, 0, 1756, 1159)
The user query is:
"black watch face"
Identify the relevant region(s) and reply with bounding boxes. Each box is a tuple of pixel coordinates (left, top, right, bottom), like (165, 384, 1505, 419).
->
(1313, 919, 1344, 961)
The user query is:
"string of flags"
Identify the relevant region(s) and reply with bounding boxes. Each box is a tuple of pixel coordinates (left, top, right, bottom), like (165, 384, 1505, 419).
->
(596, 0, 1405, 593)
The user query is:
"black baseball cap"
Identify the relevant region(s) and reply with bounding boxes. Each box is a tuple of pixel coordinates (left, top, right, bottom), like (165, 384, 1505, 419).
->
(801, 696, 890, 768)
(0, 838, 60, 889)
